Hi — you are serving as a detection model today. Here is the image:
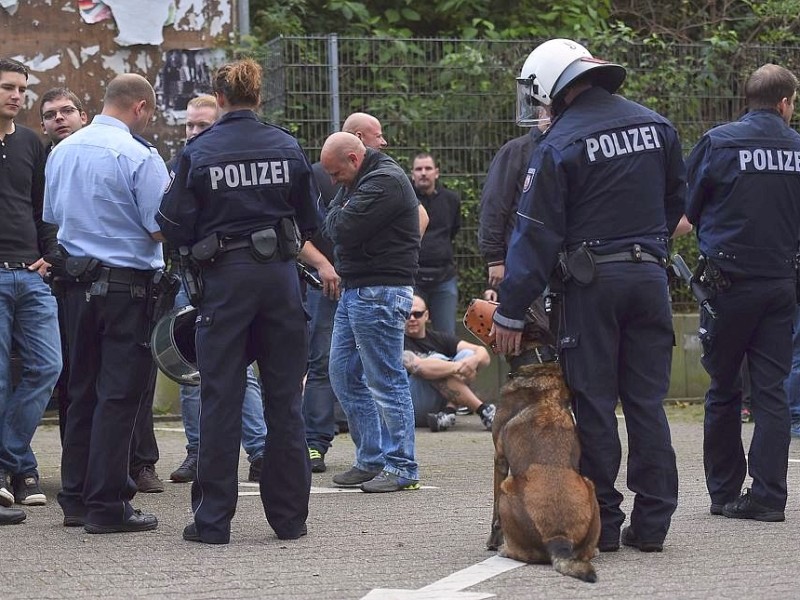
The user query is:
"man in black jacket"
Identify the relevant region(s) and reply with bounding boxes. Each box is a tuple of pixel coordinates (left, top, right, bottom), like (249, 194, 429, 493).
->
(322, 131, 421, 493)
(412, 153, 460, 333)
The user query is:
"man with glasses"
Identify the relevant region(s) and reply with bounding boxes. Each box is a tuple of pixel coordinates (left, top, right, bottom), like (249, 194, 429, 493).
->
(403, 294, 493, 431)
(0, 59, 62, 519)
(40, 89, 88, 150)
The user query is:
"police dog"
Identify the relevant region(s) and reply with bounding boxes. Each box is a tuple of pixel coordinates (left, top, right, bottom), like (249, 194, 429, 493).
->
(464, 299, 600, 583)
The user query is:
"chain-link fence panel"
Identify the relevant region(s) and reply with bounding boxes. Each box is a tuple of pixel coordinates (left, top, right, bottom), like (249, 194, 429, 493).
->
(260, 36, 800, 312)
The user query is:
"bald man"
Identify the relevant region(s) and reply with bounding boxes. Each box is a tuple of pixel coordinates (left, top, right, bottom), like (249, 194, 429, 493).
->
(44, 73, 169, 534)
(301, 111, 426, 474)
(322, 131, 421, 493)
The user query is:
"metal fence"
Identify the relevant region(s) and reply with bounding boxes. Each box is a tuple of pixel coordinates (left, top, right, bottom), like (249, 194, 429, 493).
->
(259, 36, 800, 310)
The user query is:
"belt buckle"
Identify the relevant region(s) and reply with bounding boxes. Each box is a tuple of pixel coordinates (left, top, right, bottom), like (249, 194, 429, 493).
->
(632, 244, 642, 262)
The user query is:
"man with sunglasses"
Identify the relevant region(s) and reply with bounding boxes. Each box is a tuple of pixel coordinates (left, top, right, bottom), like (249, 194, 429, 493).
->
(403, 295, 493, 432)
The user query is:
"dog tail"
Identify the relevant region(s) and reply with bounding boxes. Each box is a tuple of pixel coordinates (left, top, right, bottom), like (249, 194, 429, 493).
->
(546, 537, 598, 584)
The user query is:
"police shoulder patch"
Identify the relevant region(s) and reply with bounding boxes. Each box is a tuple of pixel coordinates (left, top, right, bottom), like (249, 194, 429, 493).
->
(164, 170, 176, 194)
(523, 167, 536, 193)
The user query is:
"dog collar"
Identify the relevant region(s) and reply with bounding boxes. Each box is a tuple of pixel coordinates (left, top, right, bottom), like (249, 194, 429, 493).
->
(508, 344, 559, 377)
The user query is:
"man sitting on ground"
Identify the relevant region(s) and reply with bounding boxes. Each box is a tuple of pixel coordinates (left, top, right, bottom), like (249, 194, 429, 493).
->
(403, 294, 494, 431)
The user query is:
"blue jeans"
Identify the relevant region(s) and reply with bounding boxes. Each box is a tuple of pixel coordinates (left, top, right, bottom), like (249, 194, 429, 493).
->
(417, 276, 458, 334)
(785, 306, 800, 424)
(408, 349, 474, 426)
(0, 268, 62, 475)
(329, 285, 418, 480)
(174, 288, 266, 461)
(303, 284, 339, 454)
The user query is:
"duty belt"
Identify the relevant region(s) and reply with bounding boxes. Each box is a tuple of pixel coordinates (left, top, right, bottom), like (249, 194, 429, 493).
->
(592, 247, 665, 266)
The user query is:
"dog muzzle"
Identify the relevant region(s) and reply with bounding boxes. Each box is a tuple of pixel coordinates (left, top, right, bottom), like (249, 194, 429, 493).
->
(463, 298, 499, 348)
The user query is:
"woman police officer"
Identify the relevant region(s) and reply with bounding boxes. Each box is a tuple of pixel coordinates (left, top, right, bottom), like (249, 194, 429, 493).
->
(157, 58, 319, 544)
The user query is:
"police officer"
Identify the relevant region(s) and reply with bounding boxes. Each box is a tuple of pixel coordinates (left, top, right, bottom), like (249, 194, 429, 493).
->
(157, 58, 318, 544)
(686, 63, 800, 523)
(478, 105, 550, 299)
(44, 74, 168, 533)
(492, 39, 685, 552)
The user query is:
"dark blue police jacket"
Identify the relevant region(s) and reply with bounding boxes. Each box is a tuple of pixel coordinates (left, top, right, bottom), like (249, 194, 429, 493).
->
(496, 86, 686, 326)
(157, 109, 319, 248)
(686, 109, 800, 279)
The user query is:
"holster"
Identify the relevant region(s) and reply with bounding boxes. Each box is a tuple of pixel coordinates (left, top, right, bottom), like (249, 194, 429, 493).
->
(278, 217, 301, 260)
(179, 246, 204, 306)
(147, 269, 181, 324)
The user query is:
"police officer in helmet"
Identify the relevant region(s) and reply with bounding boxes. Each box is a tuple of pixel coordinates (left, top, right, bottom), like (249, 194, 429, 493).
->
(157, 58, 318, 544)
(492, 39, 685, 552)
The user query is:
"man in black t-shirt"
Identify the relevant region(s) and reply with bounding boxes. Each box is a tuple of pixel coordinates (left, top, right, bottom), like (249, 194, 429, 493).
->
(403, 295, 494, 432)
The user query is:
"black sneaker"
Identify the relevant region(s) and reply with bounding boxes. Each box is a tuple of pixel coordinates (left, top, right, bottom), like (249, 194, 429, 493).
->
(84, 509, 158, 534)
(710, 503, 724, 515)
(308, 448, 326, 473)
(722, 488, 785, 522)
(0, 470, 15, 507)
(332, 466, 382, 487)
(248, 456, 263, 482)
(12, 472, 46, 506)
(621, 526, 663, 552)
(170, 453, 197, 483)
(134, 465, 165, 493)
(0, 505, 26, 525)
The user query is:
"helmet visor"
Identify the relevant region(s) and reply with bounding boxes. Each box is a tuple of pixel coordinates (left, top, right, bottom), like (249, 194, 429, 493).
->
(515, 78, 551, 127)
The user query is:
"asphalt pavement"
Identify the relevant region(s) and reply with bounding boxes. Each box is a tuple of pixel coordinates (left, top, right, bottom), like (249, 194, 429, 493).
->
(2, 409, 799, 600)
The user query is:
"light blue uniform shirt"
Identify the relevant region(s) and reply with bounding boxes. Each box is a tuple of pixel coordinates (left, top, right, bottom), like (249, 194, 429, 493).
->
(43, 114, 168, 270)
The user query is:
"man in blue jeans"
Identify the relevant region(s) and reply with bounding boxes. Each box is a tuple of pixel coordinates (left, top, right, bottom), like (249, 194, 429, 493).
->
(0, 58, 62, 514)
(403, 295, 494, 432)
(322, 131, 421, 493)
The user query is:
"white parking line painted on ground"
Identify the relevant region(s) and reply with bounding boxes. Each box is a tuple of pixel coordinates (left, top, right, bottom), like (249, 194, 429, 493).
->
(360, 555, 524, 599)
(238, 484, 438, 496)
(154, 427, 186, 433)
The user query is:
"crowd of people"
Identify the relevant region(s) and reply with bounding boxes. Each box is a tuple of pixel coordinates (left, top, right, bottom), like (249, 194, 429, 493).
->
(1, 37, 799, 551)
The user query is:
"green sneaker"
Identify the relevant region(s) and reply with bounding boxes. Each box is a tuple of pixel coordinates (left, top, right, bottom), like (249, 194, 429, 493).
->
(360, 470, 420, 493)
(308, 448, 326, 473)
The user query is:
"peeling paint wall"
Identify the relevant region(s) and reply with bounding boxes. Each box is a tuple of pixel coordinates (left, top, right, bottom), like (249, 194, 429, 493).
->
(1, 0, 236, 158)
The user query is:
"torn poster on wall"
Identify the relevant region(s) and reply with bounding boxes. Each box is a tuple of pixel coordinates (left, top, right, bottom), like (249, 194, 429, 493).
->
(155, 48, 226, 125)
(75, 0, 231, 46)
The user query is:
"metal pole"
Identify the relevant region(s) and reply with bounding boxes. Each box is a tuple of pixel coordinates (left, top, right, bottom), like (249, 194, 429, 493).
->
(328, 33, 340, 133)
(238, 0, 250, 37)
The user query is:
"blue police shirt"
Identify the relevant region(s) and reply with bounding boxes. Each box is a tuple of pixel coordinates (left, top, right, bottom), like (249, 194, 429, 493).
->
(686, 109, 800, 278)
(157, 110, 319, 248)
(495, 86, 686, 327)
(43, 114, 168, 270)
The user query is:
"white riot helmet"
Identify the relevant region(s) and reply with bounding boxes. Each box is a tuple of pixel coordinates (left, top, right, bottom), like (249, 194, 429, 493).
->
(516, 38, 626, 124)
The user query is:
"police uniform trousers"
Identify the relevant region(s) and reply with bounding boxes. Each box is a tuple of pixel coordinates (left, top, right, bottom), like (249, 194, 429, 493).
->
(192, 250, 310, 544)
(559, 262, 678, 546)
(56, 276, 154, 525)
(700, 277, 794, 511)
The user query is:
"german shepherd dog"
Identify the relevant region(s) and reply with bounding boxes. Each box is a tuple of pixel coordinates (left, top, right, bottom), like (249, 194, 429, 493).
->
(465, 300, 600, 583)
